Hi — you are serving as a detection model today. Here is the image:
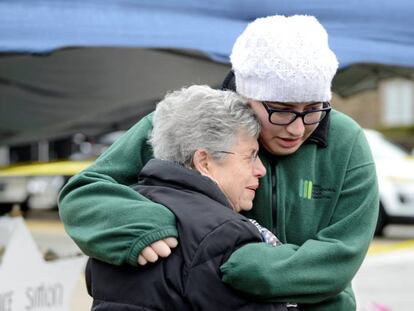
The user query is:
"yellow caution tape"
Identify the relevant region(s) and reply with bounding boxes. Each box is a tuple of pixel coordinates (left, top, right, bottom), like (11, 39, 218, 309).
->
(0, 160, 94, 176)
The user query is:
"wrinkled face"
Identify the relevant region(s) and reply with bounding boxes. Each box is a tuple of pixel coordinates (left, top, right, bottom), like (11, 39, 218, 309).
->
(208, 133, 266, 213)
(249, 101, 322, 156)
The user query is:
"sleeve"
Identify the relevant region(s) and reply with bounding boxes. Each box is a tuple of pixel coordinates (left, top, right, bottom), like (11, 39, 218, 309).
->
(184, 219, 288, 311)
(58, 114, 178, 266)
(220, 130, 379, 305)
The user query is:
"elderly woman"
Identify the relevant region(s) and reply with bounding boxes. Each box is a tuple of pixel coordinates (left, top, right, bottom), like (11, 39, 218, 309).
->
(86, 85, 289, 311)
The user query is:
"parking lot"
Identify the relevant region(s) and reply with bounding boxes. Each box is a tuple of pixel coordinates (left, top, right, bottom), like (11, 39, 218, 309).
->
(21, 212, 414, 311)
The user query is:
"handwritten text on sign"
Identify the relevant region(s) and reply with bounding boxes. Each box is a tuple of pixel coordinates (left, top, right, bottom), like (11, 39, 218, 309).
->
(0, 217, 86, 311)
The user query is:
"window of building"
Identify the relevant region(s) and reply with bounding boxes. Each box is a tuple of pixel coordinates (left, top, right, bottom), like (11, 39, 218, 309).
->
(381, 79, 414, 126)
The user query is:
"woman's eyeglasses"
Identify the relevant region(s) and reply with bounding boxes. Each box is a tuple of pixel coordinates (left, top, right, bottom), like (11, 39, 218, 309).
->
(216, 150, 259, 165)
(261, 102, 331, 125)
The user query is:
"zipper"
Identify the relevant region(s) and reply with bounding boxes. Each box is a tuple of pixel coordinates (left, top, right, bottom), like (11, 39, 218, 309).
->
(270, 160, 277, 234)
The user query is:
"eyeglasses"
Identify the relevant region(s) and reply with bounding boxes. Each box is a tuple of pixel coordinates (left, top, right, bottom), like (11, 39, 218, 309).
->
(216, 150, 259, 165)
(261, 102, 331, 125)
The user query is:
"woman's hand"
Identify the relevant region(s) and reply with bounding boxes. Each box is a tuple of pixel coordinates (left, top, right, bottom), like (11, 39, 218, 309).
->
(138, 237, 178, 265)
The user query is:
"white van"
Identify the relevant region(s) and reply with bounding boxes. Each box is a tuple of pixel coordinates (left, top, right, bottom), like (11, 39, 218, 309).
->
(364, 129, 414, 235)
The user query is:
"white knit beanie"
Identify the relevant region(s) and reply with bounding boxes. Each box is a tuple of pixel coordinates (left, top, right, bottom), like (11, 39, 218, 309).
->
(231, 15, 338, 102)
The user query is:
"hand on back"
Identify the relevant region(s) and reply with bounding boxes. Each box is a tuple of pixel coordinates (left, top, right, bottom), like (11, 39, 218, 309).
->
(138, 237, 178, 265)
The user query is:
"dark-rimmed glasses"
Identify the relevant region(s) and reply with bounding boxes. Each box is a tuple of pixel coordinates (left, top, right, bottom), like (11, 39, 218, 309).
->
(261, 102, 331, 125)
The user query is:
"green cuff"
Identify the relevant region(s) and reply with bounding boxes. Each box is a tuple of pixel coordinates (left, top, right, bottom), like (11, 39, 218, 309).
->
(126, 226, 178, 266)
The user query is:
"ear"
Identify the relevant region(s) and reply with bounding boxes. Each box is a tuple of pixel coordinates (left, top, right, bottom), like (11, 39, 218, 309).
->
(192, 149, 213, 177)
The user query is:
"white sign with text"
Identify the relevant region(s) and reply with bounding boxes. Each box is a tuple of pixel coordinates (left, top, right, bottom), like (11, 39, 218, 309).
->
(0, 217, 86, 311)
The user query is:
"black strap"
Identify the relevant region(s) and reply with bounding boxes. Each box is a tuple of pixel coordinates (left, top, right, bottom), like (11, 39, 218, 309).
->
(221, 70, 236, 91)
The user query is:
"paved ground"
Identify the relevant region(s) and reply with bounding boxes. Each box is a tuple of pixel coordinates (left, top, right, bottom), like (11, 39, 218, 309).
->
(353, 225, 414, 311)
(17, 212, 414, 311)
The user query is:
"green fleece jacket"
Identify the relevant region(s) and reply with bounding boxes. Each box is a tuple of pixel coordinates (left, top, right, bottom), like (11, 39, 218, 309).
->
(58, 110, 379, 311)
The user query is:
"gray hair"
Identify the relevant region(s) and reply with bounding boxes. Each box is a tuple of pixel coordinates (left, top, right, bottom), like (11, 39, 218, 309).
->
(149, 85, 260, 168)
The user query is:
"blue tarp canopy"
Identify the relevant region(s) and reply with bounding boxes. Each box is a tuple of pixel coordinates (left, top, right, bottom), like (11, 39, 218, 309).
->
(2, 0, 414, 68)
(1, 1, 414, 146)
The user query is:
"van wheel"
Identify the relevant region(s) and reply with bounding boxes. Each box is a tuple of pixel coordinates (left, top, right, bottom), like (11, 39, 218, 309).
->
(0, 203, 13, 216)
(374, 203, 387, 236)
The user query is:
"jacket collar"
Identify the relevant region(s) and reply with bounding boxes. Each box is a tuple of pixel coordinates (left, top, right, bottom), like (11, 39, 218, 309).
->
(306, 111, 330, 148)
(137, 159, 232, 208)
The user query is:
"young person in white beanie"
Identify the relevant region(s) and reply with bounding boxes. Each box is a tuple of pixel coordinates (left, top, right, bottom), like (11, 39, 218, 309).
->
(59, 15, 379, 311)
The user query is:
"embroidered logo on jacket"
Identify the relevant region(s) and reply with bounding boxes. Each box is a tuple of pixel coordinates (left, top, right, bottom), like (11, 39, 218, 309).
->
(299, 179, 313, 199)
(299, 179, 335, 200)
